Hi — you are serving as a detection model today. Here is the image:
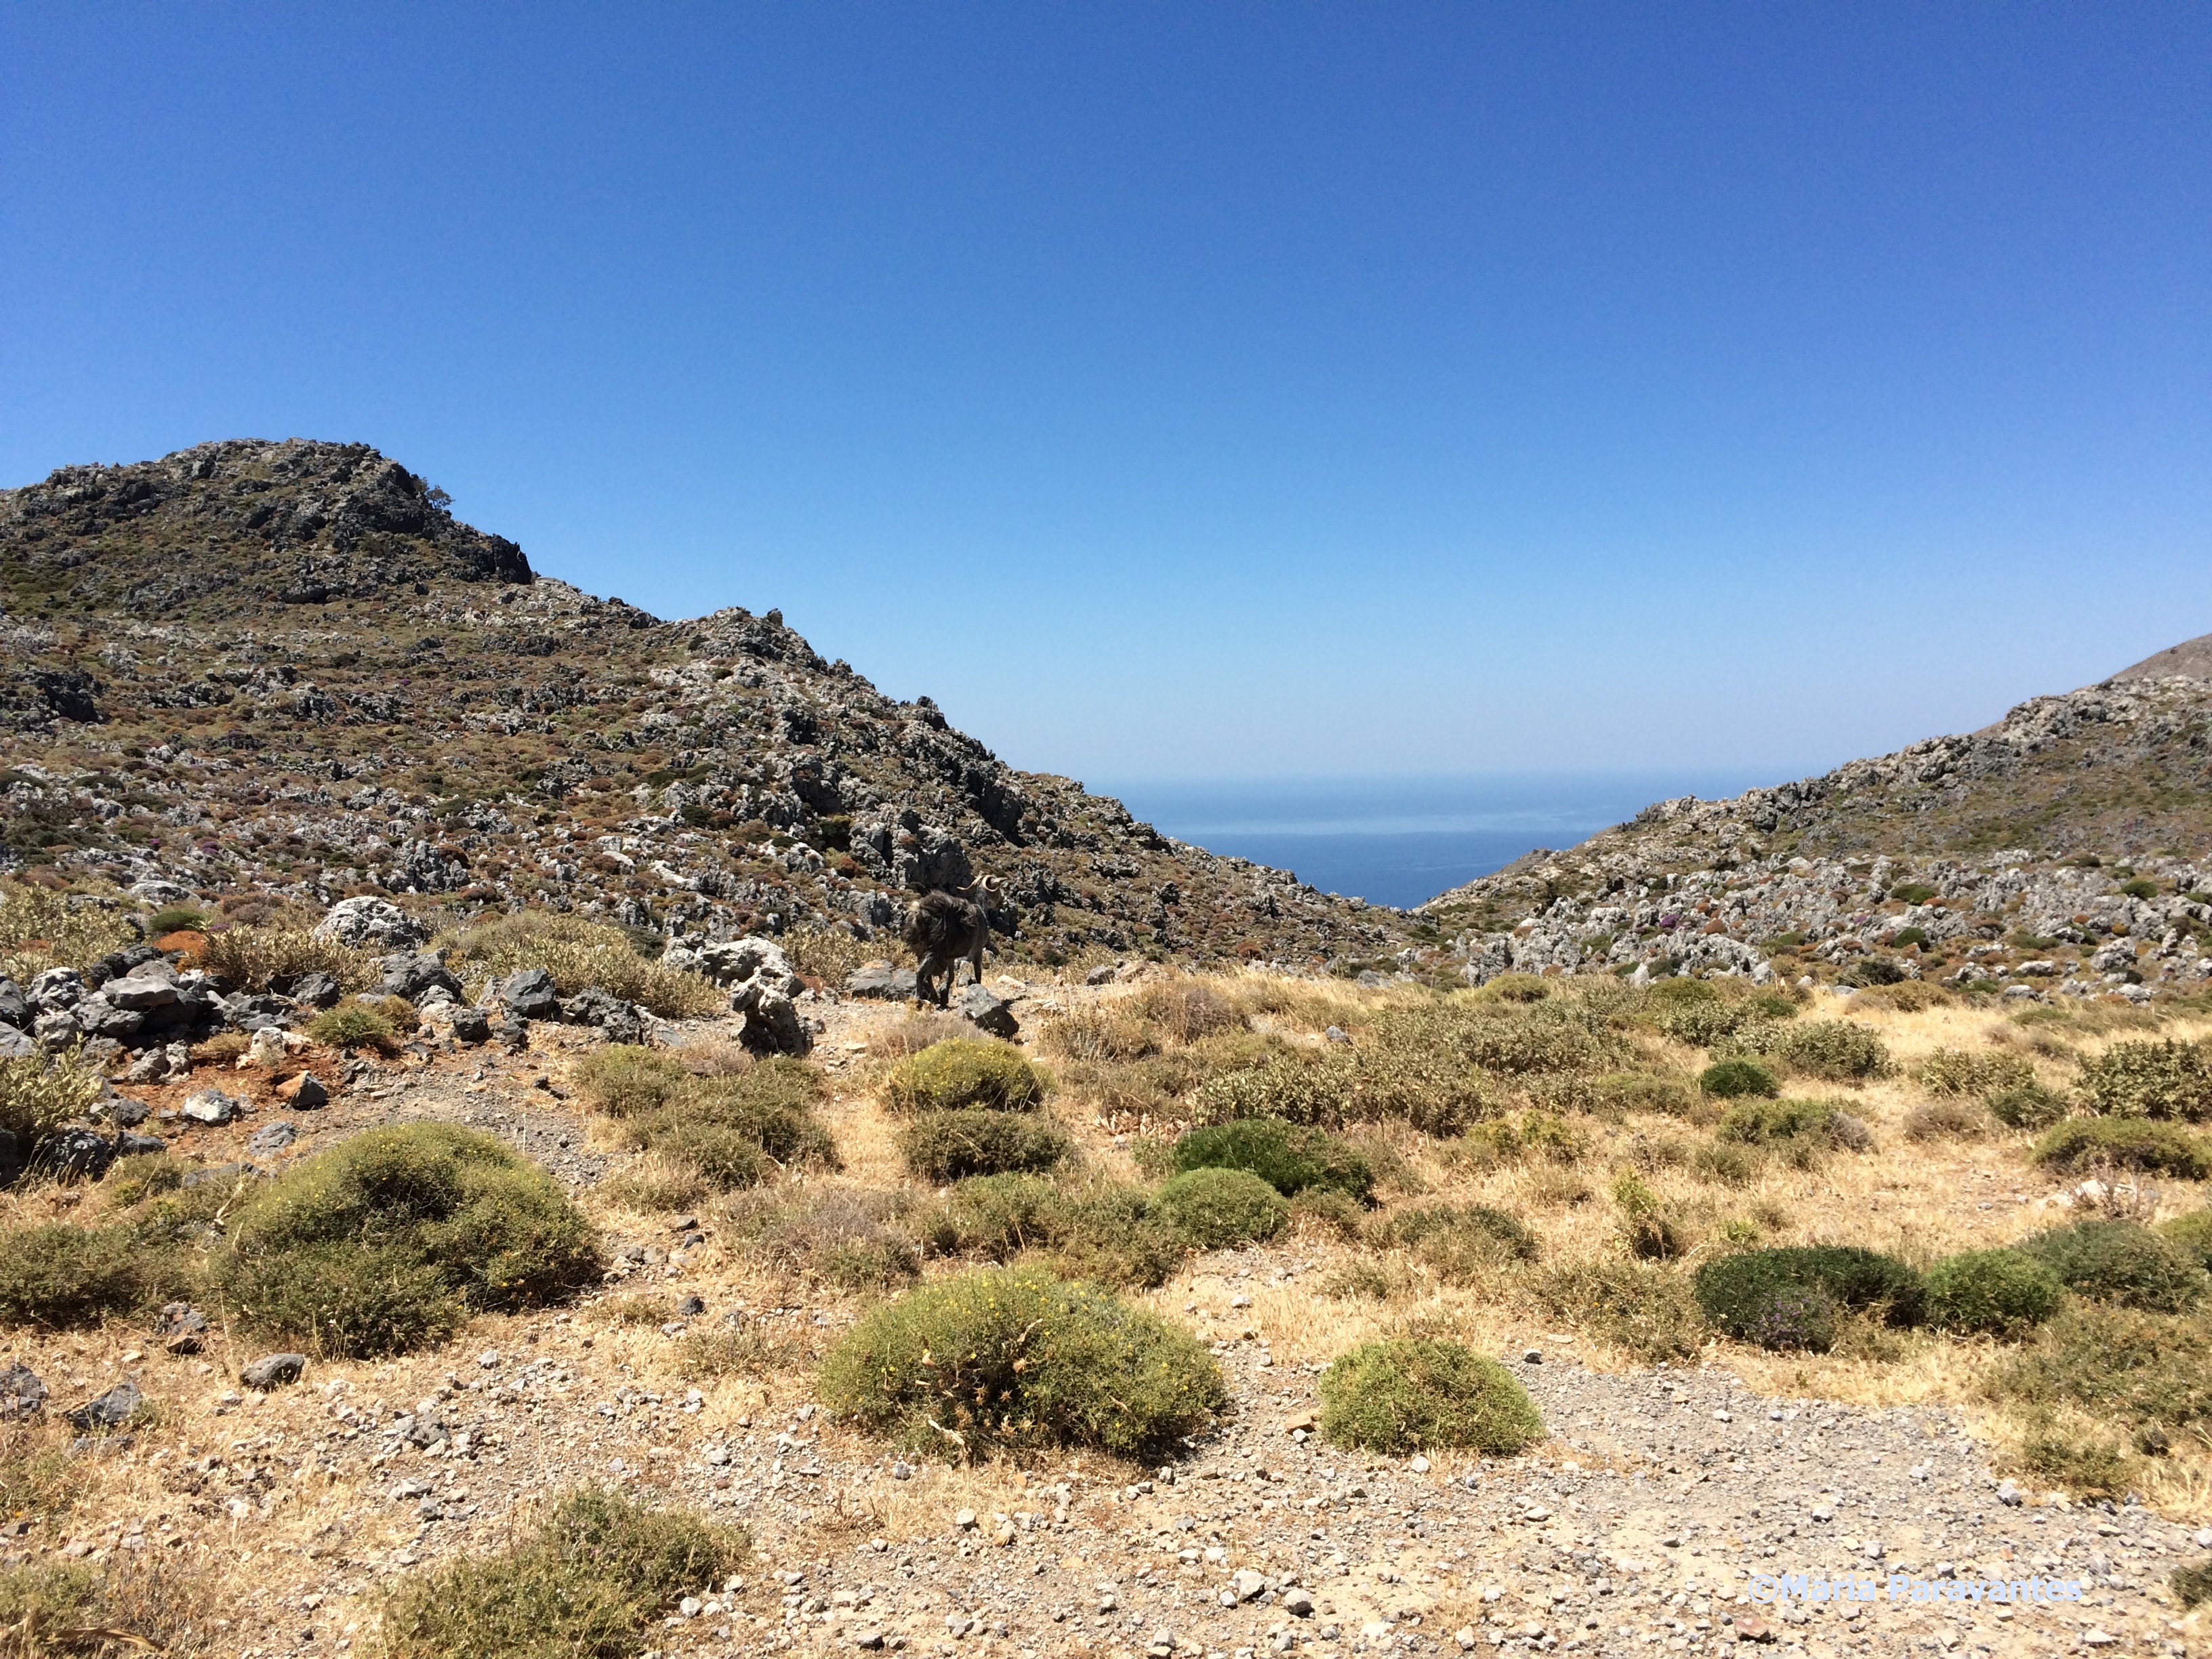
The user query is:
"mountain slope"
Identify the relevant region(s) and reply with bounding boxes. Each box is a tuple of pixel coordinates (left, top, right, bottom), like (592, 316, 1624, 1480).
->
(1420, 657, 2212, 995)
(0, 439, 1406, 969)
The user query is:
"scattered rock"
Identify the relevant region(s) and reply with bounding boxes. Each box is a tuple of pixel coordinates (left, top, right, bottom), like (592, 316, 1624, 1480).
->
(379, 949, 462, 1001)
(498, 968, 561, 1021)
(288, 970, 342, 1008)
(157, 1303, 209, 1353)
(246, 1122, 298, 1155)
(0, 1362, 46, 1420)
(64, 1379, 142, 1431)
(314, 897, 428, 949)
(180, 1090, 242, 1126)
(846, 962, 919, 1001)
(275, 1072, 328, 1109)
(38, 1126, 115, 1182)
(239, 1353, 306, 1391)
(952, 983, 1019, 1038)
(445, 1006, 492, 1044)
(247, 1027, 289, 1067)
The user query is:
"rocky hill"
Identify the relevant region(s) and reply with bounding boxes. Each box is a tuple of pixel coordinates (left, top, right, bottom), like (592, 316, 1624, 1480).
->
(0, 438, 1405, 968)
(1422, 657, 2212, 999)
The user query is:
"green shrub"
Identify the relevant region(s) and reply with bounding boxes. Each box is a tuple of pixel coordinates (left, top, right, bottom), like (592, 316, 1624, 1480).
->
(1153, 1168, 1288, 1250)
(102, 1151, 186, 1206)
(1657, 999, 1748, 1048)
(1995, 1305, 2212, 1431)
(1317, 1338, 1542, 1454)
(2174, 1559, 2212, 1611)
(2014, 1221, 2207, 1313)
(1889, 882, 1937, 905)
(572, 1044, 691, 1117)
(1699, 1058, 1778, 1099)
(1169, 1118, 1373, 1201)
(1716, 1097, 1843, 1145)
(1766, 1020, 1891, 1081)
(146, 905, 208, 935)
(1692, 1141, 1759, 1185)
(1694, 1246, 1924, 1350)
(1530, 1261, 1705, 1363)
(1378, 1203, 1538, 1280)
(2078, 1038, 2212, 1121)
(2032, 1118, 2212, 1179)
(923, 1175, 1183, 1288)
(819, 1266, 1225, 1457)
(613, 1059, 837, 1189)
(207, 1124, 600, 1357)
(0, 1222, 182, 1328)
(901, 1110, 1072, 1183)
(0, 1045, 106, 1150)
(2015, 1433, 2138, 1499)
(1989, 1081, 2070, 1129)
(885, 1040, 1048, 1113)
(198, 922, 373, 996)
(1924, 1250, 2064, 1336)
(1592, 1072, 1697, 1117)
(2118, 877, 2160, 900)
(380, 1484, 750, 1659)
(1610, 1172, 1683, 1260)
(307, 998, 397, 1051)
(1473, 972, 1550, 1004)
(1917, 1047, 2036, 1099)
(1288, 1188, 1367, 1240)
(2158, 1209, 2212, 1273)
(1647, 977, 1718, 1007)
(1902, 1098, 1990, 1141)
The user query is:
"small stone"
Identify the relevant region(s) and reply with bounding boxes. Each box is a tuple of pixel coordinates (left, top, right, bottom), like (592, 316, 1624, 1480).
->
(853, 1630, 886, 1650)
(1522, 1347, 1541, 1364)
(180, 1090, 241, 1126)
(954, 1508, 978, 1530)
(64, 1379, 142, 1431)
(678, 1294, 706, 1316)
(890, 1461, 913, 1480)
(1996, 1480, 2022, 1507)
(1231, 1567, 1267, 1602)
(1408, 1455, 1431, 1474)
(240, 1353, 306, 1390)
(1282, 1589, 1315, 1617)
(247, 1027, 289, 1067)
(157, 1303, 208, 1353)
(246, 1122, 298, 1155)
(0, 1362, 47, 1420)
(276, 1072, 329, 1109)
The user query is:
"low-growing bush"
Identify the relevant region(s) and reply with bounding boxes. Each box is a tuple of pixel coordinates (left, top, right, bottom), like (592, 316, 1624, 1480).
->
(201, 923, 371, 996)
(743, 1188, 921, 1290)
(1994, 1305, 2212, 1433)
(572, 1045, 691, 1117)
(1694, 1246, 1924, 1350)
(2014, 1221, 2206, 1313)
(1318, 1338, 1542, 1454)
(1989, 1081, 2070, 1130)
(1765, 1019, 1891, 1081)
(2077, 1038, 2212, 1122)
(1530, 1260, 1706, 1363)
(0, 1222, 182, 1328)
(1699, 1058, 1778, 1099)
(611, 1059, 838, 1189)
(1378, 1203, 1538, 1281)
(1924, 1249, 2064, 1336)
(207, 1123, 600, 1357)
(1918, 1047, 2036, 1099)
(1153, 1168, 1288, 1250)
(0, 880, 136, 971)
(306, 998, 397, 1052)
(380, 1484, 749, 1659)
(1288, 1188, 1367, 1241)
(1128, 978, 1246, 1043)
(1902, 1098, 1990, 1141)
(445, 912, 722, 1019)
(1040, 1007, 1160, 1063)
(818, 1265, 1225, 1457)
(1715, 1097, 1850, 1147)
(103, 1151, 186, 1206)
(2158, 1209, 2212, 1273)
(2013, 1433, 2138, 1499)
(2174, 1559, 2212, 1611)
(1169, 1118, 1372, 1201)
(1656, 998, 1750, 1048)
(1690, 1141, 1759, 1185)
(900, 1110, 1072, 1183)
(0, 1044, 105, 1149)
(2032, 1118, 2211, 1179)
(921, 1175, 1184, 1288)
(884, 1040, 1048, 1113)
(1610, 1172, 1683, 1260)
(1591, 1072, 1698, 1118)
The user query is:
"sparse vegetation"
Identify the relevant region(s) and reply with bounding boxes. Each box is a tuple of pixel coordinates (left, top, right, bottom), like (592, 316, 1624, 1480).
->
(884, 1040, 1049, 1113)
(207, 1124, 600, 1357)
(2013, 1221, 2206, 1313)
(0, 1045, 104, 1152)
(819, 1266, 1224, 1457)
(445, 912, 722, 1019)
(1153, 1167, 1290, 1249)
(2032, 1117, 2212, 1179)
(380, 1484, 748, 1659)
(2077, 1038, 2212, 1121)
(1924, 1249, 2064, 1336)
(1530, 1260, 1705, 1362)
(1168, 1118, 1374, 1201)
(899, 1109, 1073, 1183)
(1317, 1338, 1542, 1454)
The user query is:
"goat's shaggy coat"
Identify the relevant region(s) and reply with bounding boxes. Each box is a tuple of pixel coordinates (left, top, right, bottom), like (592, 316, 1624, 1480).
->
(905, 880, 991, 1007)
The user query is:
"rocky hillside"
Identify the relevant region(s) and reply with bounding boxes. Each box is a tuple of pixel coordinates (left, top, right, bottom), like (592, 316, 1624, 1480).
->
(1423, 656, 2212, 999)
(0, 439, 1404, 968)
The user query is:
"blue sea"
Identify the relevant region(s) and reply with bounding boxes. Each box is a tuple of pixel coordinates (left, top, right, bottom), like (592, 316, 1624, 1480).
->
(1099, 773, 1779, 911)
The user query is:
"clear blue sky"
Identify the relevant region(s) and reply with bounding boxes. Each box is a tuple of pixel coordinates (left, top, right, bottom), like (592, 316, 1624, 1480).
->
(4, 5, 2207, 788)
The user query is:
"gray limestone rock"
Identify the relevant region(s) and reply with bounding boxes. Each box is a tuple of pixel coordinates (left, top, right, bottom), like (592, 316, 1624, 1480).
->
(239, 1353, 306, 1391)
(64, 1379, 143, 1431)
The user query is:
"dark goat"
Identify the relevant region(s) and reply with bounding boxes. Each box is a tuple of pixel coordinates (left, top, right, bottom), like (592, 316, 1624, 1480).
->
(905, 877, 992, 1007)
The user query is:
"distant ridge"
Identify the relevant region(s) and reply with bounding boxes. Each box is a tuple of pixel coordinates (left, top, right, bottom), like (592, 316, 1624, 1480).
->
(2110, 631, 2212, 683)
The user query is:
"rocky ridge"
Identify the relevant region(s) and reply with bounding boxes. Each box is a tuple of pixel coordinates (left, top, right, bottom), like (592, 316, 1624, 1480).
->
(0, 439, 1403, 968)
(1425, 668, 2212, 998)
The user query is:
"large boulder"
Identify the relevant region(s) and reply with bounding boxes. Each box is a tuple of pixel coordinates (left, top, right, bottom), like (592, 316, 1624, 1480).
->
(127, 878, 196, 907)
(846, 961, 919, 1001)
(667, 936, 808, 1054)
(497, 967, 561, 1021)
(379, 949, 462, 1001)
(0, 979, 26, 1028)
(558, 985, 648, 1044)
(312, 896, 428, 949)
(953, 984, 1020, 1038)
(39, 1127, 115, 1183)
